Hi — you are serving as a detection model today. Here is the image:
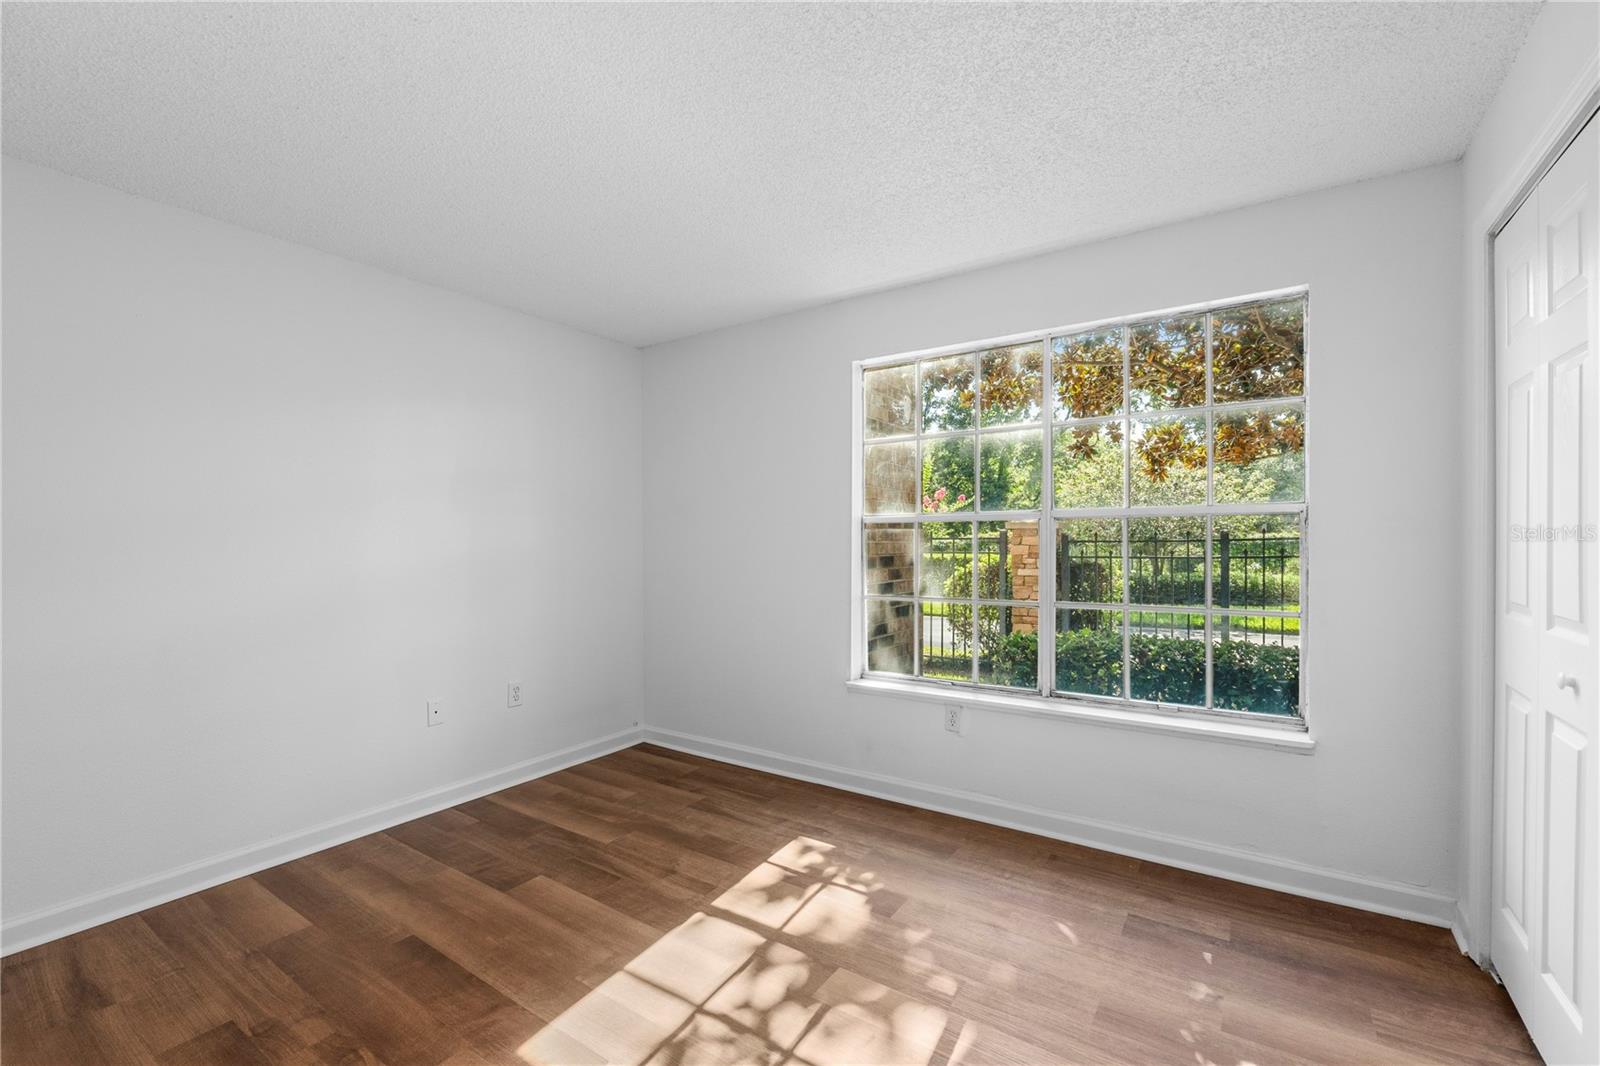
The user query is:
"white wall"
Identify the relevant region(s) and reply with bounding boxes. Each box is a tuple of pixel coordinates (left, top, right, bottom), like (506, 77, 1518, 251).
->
(1456, 2, 1600, 959)
(1461, 2, 1599, 225)
(1, 158, 645, 942)
(643, 164, 1465, 921)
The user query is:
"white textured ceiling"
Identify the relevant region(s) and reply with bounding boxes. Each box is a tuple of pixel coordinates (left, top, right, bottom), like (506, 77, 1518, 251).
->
(3, 2, 1536, 347)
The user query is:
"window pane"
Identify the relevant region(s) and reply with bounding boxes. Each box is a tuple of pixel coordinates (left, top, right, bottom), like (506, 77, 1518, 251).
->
(979, 429, 1042, 511)
(919, 521, 971, 598)
(863, 523, 914, 596)
(1213, 402, 1305, 504)
(1129, 516, 1205, 606)
(863, 293, 1308, 709)
(864, 441, 917, 514)
(1057, 518, 1123, 605)
(922, 436, 975, 513)
(1053, 421, 1125, 509)
(1130, 415, 1207, 506)
(978, 606, 1040, 689)
(1053, 329, 1123, 420)
(865, 599, 915, 676)
(1212, 298, 1304, 404)
(1129, 613, 1206, 706)
(863, 363, 916, 439)
(980, 343, 1044, 426)
(921, 354, 976, 432)
(1212, 514, 1301, 612)
(979, 521, 1039, 602)
(1129, 315, 1205, 412)
(1212, 615, 1300, 716)
(919, 602, 972, 681)
(1056, 608, 1123, 698)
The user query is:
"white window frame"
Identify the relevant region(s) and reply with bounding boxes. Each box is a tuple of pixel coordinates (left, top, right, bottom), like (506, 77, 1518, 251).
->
(849, 285, 1311, 739)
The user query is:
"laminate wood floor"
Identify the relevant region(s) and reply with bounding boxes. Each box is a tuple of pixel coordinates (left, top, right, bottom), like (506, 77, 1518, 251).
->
(2, 744, 1537, 1066)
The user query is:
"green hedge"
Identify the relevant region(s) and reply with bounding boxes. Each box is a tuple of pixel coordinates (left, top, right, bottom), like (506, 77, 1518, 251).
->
(987, 628, 1299, 716)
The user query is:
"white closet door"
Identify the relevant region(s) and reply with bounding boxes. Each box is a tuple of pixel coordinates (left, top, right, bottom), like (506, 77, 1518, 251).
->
(1492, 116, 1598, 1066)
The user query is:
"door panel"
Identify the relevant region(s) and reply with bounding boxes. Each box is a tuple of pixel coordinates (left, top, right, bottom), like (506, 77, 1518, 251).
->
(1543, 716, 1582, 1011)
(1508, 374, 1533, 612)
(1504, 687, 1530, 936)
(1549, 348, 1586, 628)
(1493, 116, 1598, 1066)
(1549, 194, 1587, 310)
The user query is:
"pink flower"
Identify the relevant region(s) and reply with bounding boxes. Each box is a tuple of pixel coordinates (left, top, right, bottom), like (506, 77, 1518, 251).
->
(922, 495, 932, 508)
(934, 486, 948, 501)
(956, 493, 967, 503)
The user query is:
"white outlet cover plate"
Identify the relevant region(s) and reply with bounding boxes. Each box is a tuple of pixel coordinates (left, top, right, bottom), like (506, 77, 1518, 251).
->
(427, 698, 443, 727)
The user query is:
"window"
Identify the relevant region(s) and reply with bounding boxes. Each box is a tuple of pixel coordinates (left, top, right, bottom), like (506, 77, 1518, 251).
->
(856, 290, 1306, 722)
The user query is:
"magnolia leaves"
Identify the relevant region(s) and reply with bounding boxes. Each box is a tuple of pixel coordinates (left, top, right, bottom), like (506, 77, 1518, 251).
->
(1214, 406, 1304, 467)
(873, 295, 1305, 506)
(1213, 300, 1305, 404)
(1054, 330, 1122, 420)
(1130, 316, 1207, 411)
(979, 344, 1043, 426)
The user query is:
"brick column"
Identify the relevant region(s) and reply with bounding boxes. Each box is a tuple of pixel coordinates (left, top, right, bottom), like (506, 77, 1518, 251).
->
(864, 525, 916, 672)
(1007, 522, 1039, 633)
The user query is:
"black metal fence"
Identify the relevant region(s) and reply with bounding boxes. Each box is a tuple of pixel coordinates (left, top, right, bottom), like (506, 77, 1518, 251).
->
(919, 602, 972, 677)
(1058, 528, 1298, 612)
(918, 525, 1300, 665)
(920, 529, 1012, 600)
(919, 529, 998, 673)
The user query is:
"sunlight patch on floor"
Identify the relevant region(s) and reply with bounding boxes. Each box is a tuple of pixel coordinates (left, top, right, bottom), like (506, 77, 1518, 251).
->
(517, 836, 956, 1066)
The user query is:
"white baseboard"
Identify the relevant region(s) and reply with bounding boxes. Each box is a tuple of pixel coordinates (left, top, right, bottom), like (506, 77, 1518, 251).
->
(0, 726, 645, 956)
(1453, 898, 1493, 968)
(7, 721, 1459, 956)
(642, 726, 1458, 928)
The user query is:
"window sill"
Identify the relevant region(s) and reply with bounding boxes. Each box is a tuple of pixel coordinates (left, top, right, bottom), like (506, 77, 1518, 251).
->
(844, 677, 1316, 754)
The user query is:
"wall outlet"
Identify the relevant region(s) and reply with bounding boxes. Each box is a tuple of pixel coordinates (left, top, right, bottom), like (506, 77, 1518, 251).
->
(944, 703, 963, 735)
(426, 699, 443, 727)
(507, 681, 523, 708)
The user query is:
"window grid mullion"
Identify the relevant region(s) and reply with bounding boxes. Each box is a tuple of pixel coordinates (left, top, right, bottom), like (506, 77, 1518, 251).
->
(1120, 323, 1132, 701)
(1038, 337, 1055, 698)
(970, 352, 980, 683)
(1048, 501, 1305, 519)
(915, 595, 1049, 608)
(913, 359, 924, 679)
(868, 509, 1051, 523)
(1204, 309, 1215, 710)
(969, 514, 979, 683)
